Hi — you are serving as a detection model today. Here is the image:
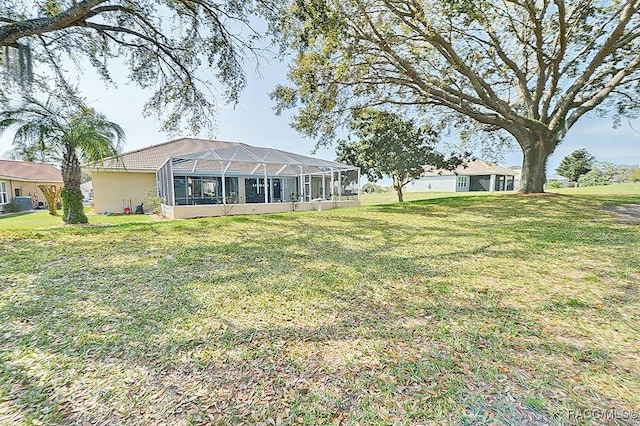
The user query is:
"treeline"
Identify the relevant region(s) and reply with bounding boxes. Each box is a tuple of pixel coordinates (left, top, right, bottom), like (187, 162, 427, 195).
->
(556, 149, 640, 187)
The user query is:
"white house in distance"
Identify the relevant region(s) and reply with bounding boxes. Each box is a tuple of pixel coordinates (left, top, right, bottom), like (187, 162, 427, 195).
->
(406, 160, 518, 193)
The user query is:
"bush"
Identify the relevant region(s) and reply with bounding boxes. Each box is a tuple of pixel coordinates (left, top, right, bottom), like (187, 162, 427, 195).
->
(2, 202, 21, 213)
(631, 168, 640, 183)
(599, 162, 634, 183)
(143, 190, 165, 214)
(362, 182, 385, 193)
(546, 181, 564, 189)
(578, 168, 613, 187)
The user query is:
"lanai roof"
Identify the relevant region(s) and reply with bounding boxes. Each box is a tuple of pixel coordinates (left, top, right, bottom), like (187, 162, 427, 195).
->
(86, 138, 354, 175)
(171, 145, 353, 174)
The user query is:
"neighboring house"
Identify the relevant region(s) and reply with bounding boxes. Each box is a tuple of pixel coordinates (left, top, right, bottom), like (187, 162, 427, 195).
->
(406, 159, 518, 193)
(509, 166, 522, 190)
(85, 138, 360, 219)
(0, 159, 64, 212)
(80, 181, 93, 201)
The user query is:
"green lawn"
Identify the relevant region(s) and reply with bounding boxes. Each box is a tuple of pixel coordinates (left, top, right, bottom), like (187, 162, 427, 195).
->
(0, 208, 153, 231)
(359, 190, 501, 205)
(1, 185, 639, 424)
(550, 182, 640, 196)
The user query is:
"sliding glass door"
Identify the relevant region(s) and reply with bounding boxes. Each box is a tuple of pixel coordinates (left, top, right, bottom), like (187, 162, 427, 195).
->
(244, 178, 265, 203)
(173, 176, 238, 205)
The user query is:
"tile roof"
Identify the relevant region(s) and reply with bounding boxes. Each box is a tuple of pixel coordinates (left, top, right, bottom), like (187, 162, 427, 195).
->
(422, 160, 517, 177)
(86, 137, 242, 171)
(0, 159, 63, 182)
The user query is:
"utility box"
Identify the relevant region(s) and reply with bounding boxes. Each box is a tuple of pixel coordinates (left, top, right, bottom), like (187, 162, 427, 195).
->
(14, 196, 33, 211)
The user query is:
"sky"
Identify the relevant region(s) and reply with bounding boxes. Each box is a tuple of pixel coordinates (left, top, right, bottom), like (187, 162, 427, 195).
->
(1, 49, 639, 182)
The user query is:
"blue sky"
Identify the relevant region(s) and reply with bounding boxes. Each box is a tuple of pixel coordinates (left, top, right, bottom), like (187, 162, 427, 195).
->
(1, 54, 639, 180)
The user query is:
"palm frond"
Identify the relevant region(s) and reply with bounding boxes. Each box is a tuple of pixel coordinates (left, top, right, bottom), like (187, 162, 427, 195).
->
(0, 96, 123, 165)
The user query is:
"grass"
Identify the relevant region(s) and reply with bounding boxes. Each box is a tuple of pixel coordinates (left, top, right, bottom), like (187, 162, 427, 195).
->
(0, 208, 153, 230)
(359, 190, 505, 206)
(550, 182, 640, 196)
(1, 184, 639, 424)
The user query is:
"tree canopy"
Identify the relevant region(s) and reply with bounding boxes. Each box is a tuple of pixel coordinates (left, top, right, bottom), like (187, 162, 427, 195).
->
(0, 0, 279, 134)
(336, 109, 465, 202)
(272, 0, 640, 194)
(556, 149, 595, 182)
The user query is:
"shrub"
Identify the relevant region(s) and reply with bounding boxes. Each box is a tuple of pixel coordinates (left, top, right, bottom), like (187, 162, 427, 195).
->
(599, 162, 634, 183)
(143, 190, 165, 214)
(2, 202, 21, 213)
(546, 181, 564, 189)
(578, 168, 613, 187)
(362, 182, 385, 193)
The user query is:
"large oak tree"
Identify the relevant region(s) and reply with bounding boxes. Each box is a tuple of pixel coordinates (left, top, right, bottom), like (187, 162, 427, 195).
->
(272, 0, 640, 193)
(1, 0, 279, 134)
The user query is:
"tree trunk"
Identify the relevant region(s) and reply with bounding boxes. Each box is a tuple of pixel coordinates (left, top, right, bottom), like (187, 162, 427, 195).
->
(61, 148, 88, 224)
(519, 140, 553, 194)
(395, 185, 403, 202)
(37, 184, 61, 216)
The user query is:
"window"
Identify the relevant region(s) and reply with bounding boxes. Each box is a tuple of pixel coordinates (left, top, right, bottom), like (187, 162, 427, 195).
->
(173, 175, 239, 205)
(244, 178, 266, 203)
(457, 176, 468, 188)
(188, 177, 203, 200)
(202, 178, 217, 199)
(0, 181, 8, 204)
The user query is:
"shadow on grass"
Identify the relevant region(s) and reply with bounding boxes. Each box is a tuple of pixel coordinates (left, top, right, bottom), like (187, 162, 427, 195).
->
(0, 211, 37, 221)
(1, 196, 638, 423)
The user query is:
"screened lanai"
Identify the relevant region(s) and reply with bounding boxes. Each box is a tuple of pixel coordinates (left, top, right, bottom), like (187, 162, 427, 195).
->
(156, 145, 360, 209)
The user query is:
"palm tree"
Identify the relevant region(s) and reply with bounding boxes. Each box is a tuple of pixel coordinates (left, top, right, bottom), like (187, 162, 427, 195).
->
(0, 97, 124, 223)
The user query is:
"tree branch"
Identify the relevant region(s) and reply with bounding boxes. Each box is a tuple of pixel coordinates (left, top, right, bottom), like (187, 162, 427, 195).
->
(0, 0, 106, 46)
(550, 0, 640, 130)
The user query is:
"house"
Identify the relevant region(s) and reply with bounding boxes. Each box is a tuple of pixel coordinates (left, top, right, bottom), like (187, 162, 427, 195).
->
(80, 181, 93, 201)
(85, 138, 360, 219)
(405, 159, 518, 193)
(0, 159, 63, 212)
(509, 166, 523, 189)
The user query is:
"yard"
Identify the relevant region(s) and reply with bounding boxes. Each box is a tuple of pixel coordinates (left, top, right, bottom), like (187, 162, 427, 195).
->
(1, 185, 639, 424)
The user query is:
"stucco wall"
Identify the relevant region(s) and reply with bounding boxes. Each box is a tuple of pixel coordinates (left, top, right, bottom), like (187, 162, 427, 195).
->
(91, 171, 157, 214)
(0, 179, 62, 209)
(163, 200, 361, 219)
(405, 176, 457, 192)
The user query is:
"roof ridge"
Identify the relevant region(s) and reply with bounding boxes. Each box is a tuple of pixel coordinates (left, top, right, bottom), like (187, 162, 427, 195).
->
(0, 158, 59, 167)
(108, 137, 244, 159)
